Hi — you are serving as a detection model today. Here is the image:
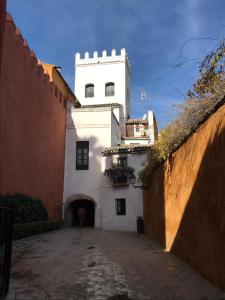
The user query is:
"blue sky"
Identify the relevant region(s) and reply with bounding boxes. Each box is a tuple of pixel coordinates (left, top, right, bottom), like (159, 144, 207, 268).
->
(7, 0, 225, 128)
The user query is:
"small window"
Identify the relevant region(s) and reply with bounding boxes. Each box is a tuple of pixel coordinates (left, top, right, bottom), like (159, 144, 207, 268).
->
(117, 157, 127, 167)
(136, 125, 140, 132)
(105, 82, 115, 97)
(76, 141, 89, 170)
(116, 198, 126, 215)
(85, 84, 94, 98)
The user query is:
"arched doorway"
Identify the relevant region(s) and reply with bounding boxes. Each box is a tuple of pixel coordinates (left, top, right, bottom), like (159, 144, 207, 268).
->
(69, 200, 95, 227)
(64, 194, 96, 227)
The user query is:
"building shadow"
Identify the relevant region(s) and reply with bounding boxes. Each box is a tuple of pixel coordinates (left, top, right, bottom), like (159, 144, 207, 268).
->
(63, 104, 105, 228)
(143, 164, 166, 248)
(144, 104, 225, 289)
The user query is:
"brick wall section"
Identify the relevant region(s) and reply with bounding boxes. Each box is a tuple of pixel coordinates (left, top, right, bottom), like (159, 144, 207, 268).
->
(0, 14, 67, 219)
(144, 101, 225, 289)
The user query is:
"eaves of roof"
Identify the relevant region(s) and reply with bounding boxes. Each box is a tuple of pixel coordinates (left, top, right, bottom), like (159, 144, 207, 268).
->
(102, 144, 151, 156)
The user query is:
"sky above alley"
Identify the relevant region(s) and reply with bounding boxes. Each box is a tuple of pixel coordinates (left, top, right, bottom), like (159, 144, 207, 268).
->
(7, 0, 225, 128)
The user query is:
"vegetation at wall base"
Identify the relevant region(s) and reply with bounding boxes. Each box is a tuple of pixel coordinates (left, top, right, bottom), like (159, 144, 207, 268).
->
(0, 193, 49, 223)
(139, 39, 225, 186)
(0, 193, 64, 240)
(13, 220, 64, 241)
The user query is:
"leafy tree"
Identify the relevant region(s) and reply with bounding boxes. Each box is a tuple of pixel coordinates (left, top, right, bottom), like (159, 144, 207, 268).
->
(189, 39, 225, 98)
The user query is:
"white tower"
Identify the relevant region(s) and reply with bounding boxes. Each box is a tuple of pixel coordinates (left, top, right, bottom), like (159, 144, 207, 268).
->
(75, 48, 131, 133)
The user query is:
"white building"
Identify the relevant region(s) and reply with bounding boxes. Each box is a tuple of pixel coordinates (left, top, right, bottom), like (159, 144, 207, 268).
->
(63, 49, 158, 231)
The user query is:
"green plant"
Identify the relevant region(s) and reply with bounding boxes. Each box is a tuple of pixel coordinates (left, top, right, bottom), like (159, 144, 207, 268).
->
(139, 146, 164, 186)
(104, 165, 135, 180)
(13, 220, 64, 240)
(0, 193, 49, 223)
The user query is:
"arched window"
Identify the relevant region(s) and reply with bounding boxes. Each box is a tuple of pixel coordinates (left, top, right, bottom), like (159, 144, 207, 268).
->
(105, 82, 115, 97)
(85, 84, 94, 98)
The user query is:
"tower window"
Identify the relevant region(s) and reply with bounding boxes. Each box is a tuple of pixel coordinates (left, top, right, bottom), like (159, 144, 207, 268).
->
(105, 82, 115, 97)
(85, 84, 94, 98)
(76, 141, 89, 170)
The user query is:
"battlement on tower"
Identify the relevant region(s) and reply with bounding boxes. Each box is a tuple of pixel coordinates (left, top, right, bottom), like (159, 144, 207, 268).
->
(75, 48, 131, 71)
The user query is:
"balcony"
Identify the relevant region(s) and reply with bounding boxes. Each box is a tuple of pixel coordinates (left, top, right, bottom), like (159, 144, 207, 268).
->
(104, 164, 135, 187)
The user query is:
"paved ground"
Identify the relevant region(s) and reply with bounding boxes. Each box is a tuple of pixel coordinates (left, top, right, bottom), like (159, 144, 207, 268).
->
(7, 228, 225, 300)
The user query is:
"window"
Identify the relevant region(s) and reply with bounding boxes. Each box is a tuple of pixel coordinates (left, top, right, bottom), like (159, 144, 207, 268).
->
(117, 157, 127, 167)
(76, 141, 89, 170)
(85, 84, 94, 98)
(116, 198, 126, 215)
(136, 125, 140, 132)
(105, 82, 115, 97)
(113, 157, 128, 185)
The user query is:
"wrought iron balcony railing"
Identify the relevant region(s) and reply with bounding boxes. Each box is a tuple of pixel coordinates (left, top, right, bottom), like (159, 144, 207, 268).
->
(104, 165, 135, 187)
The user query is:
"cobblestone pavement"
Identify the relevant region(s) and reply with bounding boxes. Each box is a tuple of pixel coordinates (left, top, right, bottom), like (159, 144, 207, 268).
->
(7, 228, 225, 300)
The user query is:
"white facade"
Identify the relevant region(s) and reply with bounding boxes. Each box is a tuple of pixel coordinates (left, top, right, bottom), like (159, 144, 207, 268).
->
(63, 49, 157, 232)
(100, 153, 146, 231)
(75, 49, 131, 135)
(63, 105, 120, 228)
(63, 104, 147, 231)
(123, 138, 151, 145)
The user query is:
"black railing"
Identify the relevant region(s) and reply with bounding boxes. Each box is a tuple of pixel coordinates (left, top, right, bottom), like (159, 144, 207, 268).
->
(104, 165, 135, 186)
(0, 207, 14, 300)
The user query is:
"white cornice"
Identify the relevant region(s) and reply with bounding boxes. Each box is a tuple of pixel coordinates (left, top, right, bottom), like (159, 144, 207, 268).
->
(67, 123, 110, 129)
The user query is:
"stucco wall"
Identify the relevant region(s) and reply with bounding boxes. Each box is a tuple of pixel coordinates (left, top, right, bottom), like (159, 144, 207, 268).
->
(0, 0, 6, 72)
(75, 49, 131, 135)
(143, 101, 225, 289)
(0, 15, 67, 219)
(0, 0, 6, 177)
(101, 153, 146, 231)
(63, 105, 146, 231)
(111, 112, 121, 146)
(63, 107, 115, 228)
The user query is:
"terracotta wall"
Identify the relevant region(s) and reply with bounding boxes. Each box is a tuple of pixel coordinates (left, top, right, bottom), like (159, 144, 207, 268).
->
(144, 100, 225, 289)
(0, 14, 67, 219)
(0, 0, 6, 70)
(0, 0, 6, 189)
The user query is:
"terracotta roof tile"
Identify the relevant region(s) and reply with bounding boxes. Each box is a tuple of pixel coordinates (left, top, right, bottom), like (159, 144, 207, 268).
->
(126, 118, 148, 124)
(102, 144, 151, 156)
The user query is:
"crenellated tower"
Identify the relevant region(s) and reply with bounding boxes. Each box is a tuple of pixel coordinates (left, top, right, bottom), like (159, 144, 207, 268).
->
(75, 48, 131, 134)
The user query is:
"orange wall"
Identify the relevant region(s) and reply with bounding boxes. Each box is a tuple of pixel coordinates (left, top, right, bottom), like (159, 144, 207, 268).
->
(0, 0, 6, 69)
(41, 63, 78, 106)
(0, 14, 67, 219)
(144, 100, 225, 289)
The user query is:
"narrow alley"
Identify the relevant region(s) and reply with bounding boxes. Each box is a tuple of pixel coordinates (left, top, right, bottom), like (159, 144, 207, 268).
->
(7, 229, 225, 300)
